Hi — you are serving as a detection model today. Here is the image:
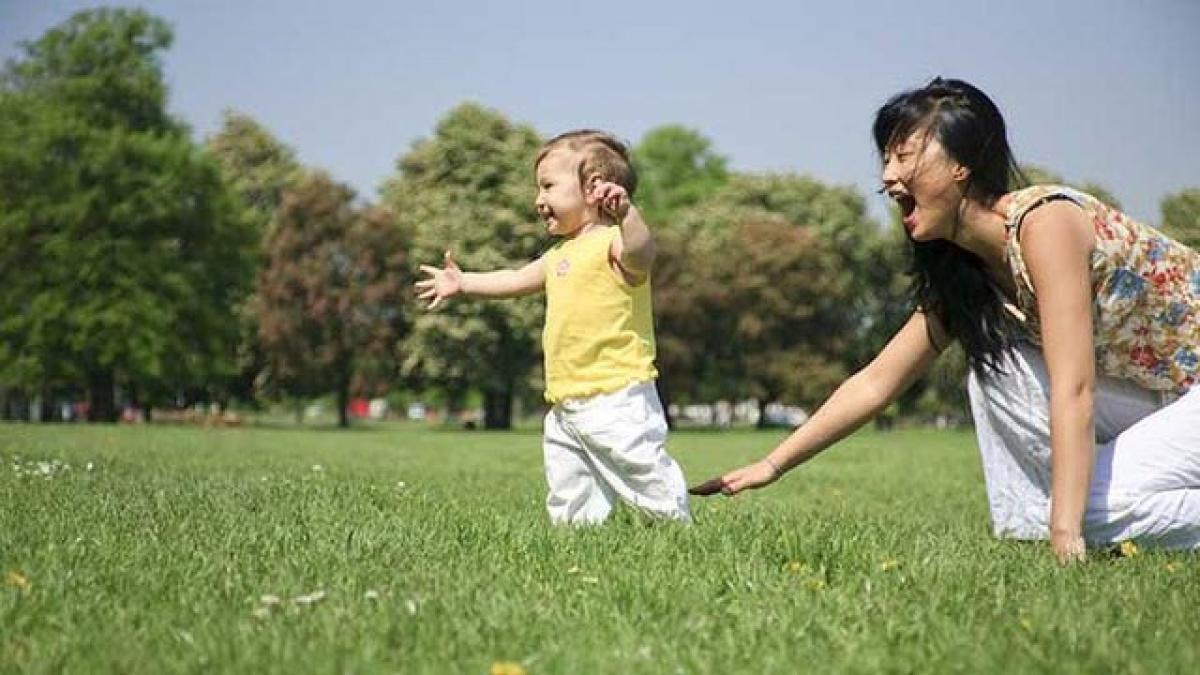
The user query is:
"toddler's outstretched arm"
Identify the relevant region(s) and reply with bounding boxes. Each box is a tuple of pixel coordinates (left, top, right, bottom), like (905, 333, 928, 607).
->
(415, 251, 545, 309)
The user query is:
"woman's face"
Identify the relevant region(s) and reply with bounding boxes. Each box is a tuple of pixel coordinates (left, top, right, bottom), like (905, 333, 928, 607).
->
(881, 130, 968, 242)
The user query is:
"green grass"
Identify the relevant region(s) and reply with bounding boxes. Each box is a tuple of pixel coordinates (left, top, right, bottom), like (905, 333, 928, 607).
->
(2, 422, 1197, 674)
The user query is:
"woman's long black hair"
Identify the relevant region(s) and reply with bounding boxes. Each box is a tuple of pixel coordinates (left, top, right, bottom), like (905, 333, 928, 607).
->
(873, 77, 1027, 375)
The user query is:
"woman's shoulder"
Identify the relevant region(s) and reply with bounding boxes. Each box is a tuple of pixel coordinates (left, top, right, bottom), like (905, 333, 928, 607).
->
(1007, 183, 1095, 211)
(1005, 184, 1109, 231)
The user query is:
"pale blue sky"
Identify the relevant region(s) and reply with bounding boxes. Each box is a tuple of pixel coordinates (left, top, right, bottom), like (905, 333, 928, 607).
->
(3, 0, 1197, 224)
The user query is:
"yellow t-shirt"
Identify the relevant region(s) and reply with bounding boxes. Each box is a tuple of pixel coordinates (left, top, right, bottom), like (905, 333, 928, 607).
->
(542, 226, 657, 403)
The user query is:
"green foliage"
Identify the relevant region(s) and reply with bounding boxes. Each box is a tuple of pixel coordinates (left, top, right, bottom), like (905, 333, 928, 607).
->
(2, 8, 177, 133)
(632, 125, 729, 225)
(4, 423, 1199, 673)
(383, 103, 545, 428)
(1160, 188, 1200, 250)
(206, 110, 303, 231)
(255, 172, 412, 427)
(910, 342, 971, 421)
(206, 111, 305, 406)
(0, 8, 253, 420)
(656, 207, 849, 411)
(656, 173, 895, 411)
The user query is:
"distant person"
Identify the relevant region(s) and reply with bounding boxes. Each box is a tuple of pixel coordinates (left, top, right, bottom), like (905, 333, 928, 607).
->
(416, 130, 690, 524)
(691, 77, 1200, 562)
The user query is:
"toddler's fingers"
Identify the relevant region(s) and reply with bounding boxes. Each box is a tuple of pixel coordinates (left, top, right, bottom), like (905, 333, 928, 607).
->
(419, 264, 441, 276)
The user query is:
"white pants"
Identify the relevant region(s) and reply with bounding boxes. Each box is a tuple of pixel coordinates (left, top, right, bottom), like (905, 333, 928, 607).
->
(968, 343, 1200, 549)
(543, 381, 691, 524)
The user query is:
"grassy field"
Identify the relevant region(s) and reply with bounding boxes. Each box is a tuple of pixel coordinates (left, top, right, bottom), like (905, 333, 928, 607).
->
(2, 422, 1197, 674)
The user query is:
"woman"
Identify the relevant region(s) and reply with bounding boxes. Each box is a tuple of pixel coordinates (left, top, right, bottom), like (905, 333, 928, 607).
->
(690, 77, 1200, 562)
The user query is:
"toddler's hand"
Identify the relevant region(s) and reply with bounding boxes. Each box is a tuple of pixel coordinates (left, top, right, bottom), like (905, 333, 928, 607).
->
(589, 181, 631, 220)
(415, 251, 464, 309)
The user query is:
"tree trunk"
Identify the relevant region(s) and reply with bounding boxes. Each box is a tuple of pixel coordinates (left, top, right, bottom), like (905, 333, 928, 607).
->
(756, 397, 769, 430)
(483, 387, 512, 430)
(442, 388, 465, 427)
(656, 379, 675, 430)
(128, 384, 141, 423)
(336, 382, 350, 429)
(87, 370, 117, 423)
(39, 387, 57, 423)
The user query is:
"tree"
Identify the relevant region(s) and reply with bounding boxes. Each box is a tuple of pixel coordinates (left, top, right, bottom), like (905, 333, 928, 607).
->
(632, 126, 729, 225)
(2, 8, 178, 134)
(206, 111, 304, 405)
(207, 111, 302, 229)
(700, 174, 891, 371)
(0, 9, 254, 421)
(1161, 188, 1200, 250)
(654, 175, 870, 422)
(715, 217, 850, 424)
(256, 172, 411, 428)
(382, 103, 544, 429)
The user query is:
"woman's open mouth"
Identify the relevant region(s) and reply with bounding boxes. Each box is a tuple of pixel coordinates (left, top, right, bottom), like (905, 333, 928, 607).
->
(889, 191, 918, 231)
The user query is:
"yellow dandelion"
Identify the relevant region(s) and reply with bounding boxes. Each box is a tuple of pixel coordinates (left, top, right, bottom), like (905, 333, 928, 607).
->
(1019, 618, 1033, 632)
(1119, 540, 1140, 558)
(879, 558, 900, 572)
(1165, 561, 1181, 573)
(490, 661, 526, 675)
(803, 578, 826, 591)
(5, 570, 30, 591)
(783, 560, 810, 575)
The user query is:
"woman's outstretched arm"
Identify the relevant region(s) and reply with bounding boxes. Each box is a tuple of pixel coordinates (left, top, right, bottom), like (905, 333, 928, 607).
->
(689, 309, 943, 496)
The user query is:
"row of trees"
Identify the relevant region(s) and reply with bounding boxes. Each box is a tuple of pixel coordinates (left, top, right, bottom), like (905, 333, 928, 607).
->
(2, 8, 1197, 428)
(0, 9, 415, 426)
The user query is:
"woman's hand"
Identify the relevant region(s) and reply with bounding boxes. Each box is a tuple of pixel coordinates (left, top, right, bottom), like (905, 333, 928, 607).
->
(688, 459, 781, 497)
(1051, 528, 1087, 564)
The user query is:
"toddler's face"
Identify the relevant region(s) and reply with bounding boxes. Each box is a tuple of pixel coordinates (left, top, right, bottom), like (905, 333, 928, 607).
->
(535, 148, 590, 236)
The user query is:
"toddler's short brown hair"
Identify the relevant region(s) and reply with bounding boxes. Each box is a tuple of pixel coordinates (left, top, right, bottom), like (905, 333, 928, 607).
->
(535, 129, 638, 197)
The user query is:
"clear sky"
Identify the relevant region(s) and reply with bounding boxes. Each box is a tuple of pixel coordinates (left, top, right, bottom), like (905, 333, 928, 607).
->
(3, 0, 1197, 224)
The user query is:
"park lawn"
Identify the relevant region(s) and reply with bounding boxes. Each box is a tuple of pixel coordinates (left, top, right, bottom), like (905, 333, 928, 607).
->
(1, 422, 1197, 674)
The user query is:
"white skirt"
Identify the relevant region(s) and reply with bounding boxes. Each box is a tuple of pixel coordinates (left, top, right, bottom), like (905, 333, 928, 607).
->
(968, 342, 1200, 549)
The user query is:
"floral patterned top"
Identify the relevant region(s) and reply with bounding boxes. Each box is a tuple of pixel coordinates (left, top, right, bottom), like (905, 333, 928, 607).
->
(1005, 185, 1200, 394)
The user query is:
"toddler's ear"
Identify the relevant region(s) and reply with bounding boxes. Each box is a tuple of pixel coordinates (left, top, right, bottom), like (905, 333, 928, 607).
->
(584, 173, 604, 200)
